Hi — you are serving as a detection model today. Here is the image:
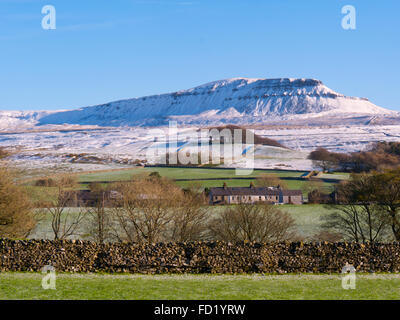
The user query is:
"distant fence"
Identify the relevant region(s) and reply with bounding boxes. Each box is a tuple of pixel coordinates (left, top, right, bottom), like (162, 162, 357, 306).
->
(1, 240, 399, 273)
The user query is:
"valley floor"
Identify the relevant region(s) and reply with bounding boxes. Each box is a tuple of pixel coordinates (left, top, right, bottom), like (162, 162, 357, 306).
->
(23, 166, 349, 241)
(1, 273, 399, 300)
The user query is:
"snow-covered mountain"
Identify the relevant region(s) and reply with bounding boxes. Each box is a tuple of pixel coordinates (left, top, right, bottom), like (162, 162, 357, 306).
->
(0, 110, 54, 131)
(1, 78, 398, 129)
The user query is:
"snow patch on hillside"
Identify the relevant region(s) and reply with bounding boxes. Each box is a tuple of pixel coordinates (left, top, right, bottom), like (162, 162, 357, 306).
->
(2, 124, 400, 172)
(0, 111, 52, 131)
(0, 77, 397, 129)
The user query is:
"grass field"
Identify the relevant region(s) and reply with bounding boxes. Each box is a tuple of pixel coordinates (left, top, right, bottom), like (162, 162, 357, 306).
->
(174, 179, 334, 192)
(25, 167, 339, 205)
(28, 204, 333, 240)
(76, 166, 338, 193)
(77, 167, 307, 182)
(280, 204, 333, 238)
(24, 166, 345, 240)
(1, 273, 399, 300)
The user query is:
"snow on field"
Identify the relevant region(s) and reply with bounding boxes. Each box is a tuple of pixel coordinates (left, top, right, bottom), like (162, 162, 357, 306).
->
(255, 125, 400, 153)
(2, 124, 400, 173)
(2, 77, 399, 174)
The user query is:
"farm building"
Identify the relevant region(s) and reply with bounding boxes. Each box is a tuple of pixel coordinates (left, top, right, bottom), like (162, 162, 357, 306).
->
(65, 190, 121, 207)
(209, 184, 303, 205)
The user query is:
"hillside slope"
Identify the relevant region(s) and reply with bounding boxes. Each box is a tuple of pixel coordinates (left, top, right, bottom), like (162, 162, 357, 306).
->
(1, 78, 398, 129)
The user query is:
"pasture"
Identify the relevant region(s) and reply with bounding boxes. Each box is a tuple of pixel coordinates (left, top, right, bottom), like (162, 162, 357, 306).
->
(24, 166, 340, 205)
(76, 166, 339, 193)
(24, 167, 346, 240)
(77, 167, 306, 182)
(1, 273, 399, 300)
(28, 204, 334, 240)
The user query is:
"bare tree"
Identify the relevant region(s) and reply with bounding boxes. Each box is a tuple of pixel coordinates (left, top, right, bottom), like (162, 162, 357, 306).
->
(169, 184, 209, 241)
(322, 175, 389, 243)
(308, 147, 336, 172)
(0, 166, 36, 238)
(110, 177, 182, 243)
(301, 179, 324, 195)
(84, 183, 113, 244)
(40, 174, 84, 240)
(208, 203, 297, 242)
(256, 173, 288, 189)
(369, 169, 400, 241)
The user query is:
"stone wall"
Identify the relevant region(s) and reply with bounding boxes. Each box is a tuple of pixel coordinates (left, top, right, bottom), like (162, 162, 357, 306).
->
(1, 239, 400, 273)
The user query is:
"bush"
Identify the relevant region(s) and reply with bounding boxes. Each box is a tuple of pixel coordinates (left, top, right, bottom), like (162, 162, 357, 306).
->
(0, 147, 9, 159)
(208, 204, 297, 242)
(34, 178, 57, 187)
(0, 166, 36, 238)
(308, 142, 400, 173)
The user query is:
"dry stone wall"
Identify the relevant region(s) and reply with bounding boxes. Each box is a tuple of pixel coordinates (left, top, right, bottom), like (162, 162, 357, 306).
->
(1, 239, 400, 273)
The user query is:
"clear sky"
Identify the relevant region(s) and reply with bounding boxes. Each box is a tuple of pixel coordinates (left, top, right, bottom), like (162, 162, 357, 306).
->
(0, 0, 399, 111)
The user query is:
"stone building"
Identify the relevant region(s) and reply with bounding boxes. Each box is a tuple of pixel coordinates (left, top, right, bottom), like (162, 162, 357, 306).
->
(209, 184, 303, 205)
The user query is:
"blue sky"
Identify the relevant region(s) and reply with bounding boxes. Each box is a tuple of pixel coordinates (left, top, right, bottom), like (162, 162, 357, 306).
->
(0, 0, 399, 111)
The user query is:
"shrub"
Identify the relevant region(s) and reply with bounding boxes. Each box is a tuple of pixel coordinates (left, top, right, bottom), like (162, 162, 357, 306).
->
(0, 166, 36, 238)
(34, 178, 57, 187)
(208, 203, 297, 242)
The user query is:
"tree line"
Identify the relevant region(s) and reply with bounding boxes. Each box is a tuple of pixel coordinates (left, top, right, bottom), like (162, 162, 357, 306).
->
(4, 161, 400, 243)
(0, 166, 297, 243)
(322, 169, 400, 243)
(308, 142, 400, 172)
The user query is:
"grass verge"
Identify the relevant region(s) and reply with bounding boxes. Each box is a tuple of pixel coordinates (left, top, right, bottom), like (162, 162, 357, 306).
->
(1, 273, 399, 300)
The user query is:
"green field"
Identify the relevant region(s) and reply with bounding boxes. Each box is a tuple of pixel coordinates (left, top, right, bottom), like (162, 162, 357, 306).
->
(281, 204, 334, 238)
(25, 167, 345, 240)
(1, 273, 399, 300)
(175, 179, 334, 192)
(25, 167, 339, 206)
(77, 167, 307, 182)
(28, 204, 336, 240)
(75, 167, 337, 193)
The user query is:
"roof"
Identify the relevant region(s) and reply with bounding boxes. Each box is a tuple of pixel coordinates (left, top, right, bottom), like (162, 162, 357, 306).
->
(210, 187, 302, 197)
(281, 189, 303, 196)
(210, 187, 279, 196)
